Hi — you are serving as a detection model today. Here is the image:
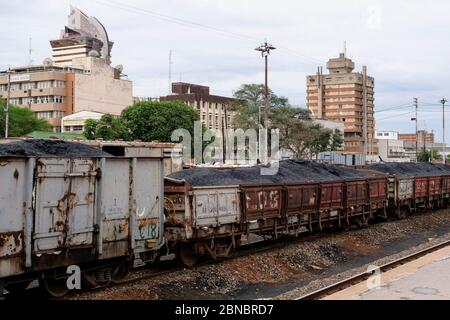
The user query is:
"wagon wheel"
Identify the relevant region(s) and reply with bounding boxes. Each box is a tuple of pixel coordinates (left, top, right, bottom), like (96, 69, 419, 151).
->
(396, 207, 406, 220)
(164, 197, 176, 216)
(112, 263, 130, 284)
(5, 280, 32, 295)
(39, 276, 70, 298)
(176, 243, 198, 268)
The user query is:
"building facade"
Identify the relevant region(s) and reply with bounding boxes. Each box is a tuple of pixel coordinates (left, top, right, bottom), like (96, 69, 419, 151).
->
(61, 110, 104, 133)
(398, 130, 435, 146)
(50, 6, 113, 67)
(307, 52, 377, 155)
(160, 82, 237, 131)
(0, 7, 131, 133)
(0, 56, 132, 132)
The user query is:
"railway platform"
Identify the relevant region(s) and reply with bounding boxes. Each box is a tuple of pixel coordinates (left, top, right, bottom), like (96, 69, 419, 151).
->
(324, 245, 450, 300)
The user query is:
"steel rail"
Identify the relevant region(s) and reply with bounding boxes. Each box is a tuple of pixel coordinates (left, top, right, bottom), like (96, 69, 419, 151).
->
(296, 239, 450, 300)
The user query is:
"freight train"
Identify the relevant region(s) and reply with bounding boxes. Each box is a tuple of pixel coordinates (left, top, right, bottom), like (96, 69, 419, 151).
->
(1, 140, 450, 297)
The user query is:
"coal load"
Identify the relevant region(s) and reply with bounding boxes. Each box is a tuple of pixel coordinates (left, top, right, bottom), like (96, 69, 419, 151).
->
(367, 162, 450, 177)
(0, 140, 110, 158)
(167, 160, 368, 186)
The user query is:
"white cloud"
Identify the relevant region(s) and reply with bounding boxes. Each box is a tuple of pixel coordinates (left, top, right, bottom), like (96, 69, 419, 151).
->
(1, 0, 450, 141)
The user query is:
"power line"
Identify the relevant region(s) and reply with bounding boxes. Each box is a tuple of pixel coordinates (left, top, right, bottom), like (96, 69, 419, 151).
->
(91, 0, 323, 65)
(376, 111, 414, 121)
(375, 102, 412, 113)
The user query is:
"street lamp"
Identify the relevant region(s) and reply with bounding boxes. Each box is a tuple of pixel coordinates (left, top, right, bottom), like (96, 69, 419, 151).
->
(255, 41, 276, 129)
(441, 98, 447, 164)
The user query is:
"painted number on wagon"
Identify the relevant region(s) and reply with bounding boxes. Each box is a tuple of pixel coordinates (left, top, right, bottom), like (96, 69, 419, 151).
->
(139, 223, 158, 239)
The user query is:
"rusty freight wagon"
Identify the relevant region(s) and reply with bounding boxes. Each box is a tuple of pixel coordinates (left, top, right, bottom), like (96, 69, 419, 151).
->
(0, 140, 165, 297)
(164, 161, 389, 266)
(366, 163, 450, 217)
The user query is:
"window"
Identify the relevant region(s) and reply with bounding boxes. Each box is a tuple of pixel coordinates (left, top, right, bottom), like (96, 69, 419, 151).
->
(377, 133, 383, 137)
(22, 83, 35, 90)
(23, 97, 34, 105)
(10, 84, 20, 91)
(72, 125, 83, 131)
(36, 111, 53, 119)
(53, 111, 65, 119)
(54, 96, 65, 103)
(53, 80, 65, 88)
(0, 85, 6, 92)
(37, 81, 51, 89)
(9, 98, 20, 105)
(384, 133, 389, 136)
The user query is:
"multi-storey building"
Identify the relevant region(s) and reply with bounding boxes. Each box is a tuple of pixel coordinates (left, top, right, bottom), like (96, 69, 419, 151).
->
(0, 7, 131, 132)
(398, 130, 435, 146)
(307, 52, 377, 155)
(160, 82, 237, 130)
(0, 56, 132, 132)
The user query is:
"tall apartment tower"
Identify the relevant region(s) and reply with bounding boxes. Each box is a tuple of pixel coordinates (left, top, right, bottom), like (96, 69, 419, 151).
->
(306, 52, 377, 155)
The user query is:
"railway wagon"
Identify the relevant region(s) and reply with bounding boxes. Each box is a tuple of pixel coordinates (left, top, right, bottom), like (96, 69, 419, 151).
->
(366, 163, 450, 218)
(164, 161, 389, 266)
(0, 141, 165, 297)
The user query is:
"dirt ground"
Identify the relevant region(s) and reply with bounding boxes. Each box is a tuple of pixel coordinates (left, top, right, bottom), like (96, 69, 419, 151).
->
(67, 209, 450, 300)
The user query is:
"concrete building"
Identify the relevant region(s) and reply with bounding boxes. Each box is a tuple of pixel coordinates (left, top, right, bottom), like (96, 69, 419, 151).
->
(376, 131, 399, 140)
(375, 131, 410, 162)
(50, 6, 113, 67)
(398, 130, 435, 146)
(0, 7, 132, 132)
(61, 110, 104, 133)
(307, 52, 377, 155)
(160, 82, 237, 130)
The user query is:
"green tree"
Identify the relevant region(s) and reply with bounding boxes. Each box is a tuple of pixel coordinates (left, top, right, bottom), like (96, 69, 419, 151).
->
(417, 149, 443, 162)
(121, 100, 199, 142)
(0, 101, 51, 137)
(83, 114, 126, 141)
(231, 83, 343, 160)
(83, 119, 98, 140)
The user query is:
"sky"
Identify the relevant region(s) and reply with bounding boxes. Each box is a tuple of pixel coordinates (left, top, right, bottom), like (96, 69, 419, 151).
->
(1, 0, 450, 142)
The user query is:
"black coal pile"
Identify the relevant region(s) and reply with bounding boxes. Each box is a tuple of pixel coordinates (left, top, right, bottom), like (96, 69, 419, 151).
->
(167, 160, 367, 186)
(0, 140, 110, 158)
(367, 162, 450, 177)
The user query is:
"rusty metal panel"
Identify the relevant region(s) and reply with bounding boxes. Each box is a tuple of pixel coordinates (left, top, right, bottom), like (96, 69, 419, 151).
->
(97, 159, 130, 259)
(243, 186, 282, 221)
(346, 181, 368, 206)
(429, 177, 441, 196)
(97, 157, 164, 261)
(397, 178, 414, 200)
(286, 184, 319, 215)
(33, 158, 96, 253)
(0, 158, 33, 278)
(443, 176, 450, 193)
(192, 186, 240, 227)
(133, 158, 164, 252)
(320, 183, 343, 210)
(369, 179, 387, 202)
(415, 177, 429, 198)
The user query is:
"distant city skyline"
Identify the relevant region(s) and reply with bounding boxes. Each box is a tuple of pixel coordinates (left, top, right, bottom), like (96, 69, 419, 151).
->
(1, 0, 449, 142)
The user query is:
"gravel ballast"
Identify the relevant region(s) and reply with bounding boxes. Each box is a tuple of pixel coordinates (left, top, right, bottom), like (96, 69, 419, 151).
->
(66, 208, 450, 300)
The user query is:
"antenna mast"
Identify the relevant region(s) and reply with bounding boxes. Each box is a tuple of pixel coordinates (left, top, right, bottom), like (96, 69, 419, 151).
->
(28, 37, 33, 66)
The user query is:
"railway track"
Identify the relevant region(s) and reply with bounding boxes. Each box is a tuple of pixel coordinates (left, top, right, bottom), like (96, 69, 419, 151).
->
(2, 210, 448, 299)
(296, 239, 450, 300)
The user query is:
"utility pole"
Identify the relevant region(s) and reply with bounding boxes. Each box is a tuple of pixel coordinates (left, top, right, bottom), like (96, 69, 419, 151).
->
(4, 69, 11, 138)
(255, 41, 276, 128)
(413, 97, 418, 162)
(441, 98, 447, 164)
